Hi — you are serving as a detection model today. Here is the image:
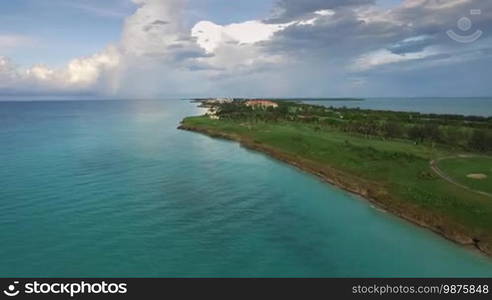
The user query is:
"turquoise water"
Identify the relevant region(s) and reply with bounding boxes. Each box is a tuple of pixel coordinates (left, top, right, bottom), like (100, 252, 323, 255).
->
(305, 97, 492, 117)
(1, 99, 492, 277)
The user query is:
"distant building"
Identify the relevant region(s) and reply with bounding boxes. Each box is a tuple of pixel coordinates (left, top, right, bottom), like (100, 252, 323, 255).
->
(244, 100, 279, 109)
(203, 98, 233, 105)
(206, 107, 221, 120)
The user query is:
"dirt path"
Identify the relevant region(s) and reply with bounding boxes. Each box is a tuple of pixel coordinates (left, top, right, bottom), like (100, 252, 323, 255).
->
(430, 156, 492, 198)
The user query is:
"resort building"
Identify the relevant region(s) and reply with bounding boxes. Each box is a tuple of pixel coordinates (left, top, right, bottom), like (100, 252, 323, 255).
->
(244, 100, 279, 109)
(206, 107, 220, 120)
(203, 98, 233, 105)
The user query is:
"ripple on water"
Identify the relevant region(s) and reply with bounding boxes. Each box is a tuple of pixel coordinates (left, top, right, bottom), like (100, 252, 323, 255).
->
(1, 100, 492, 277)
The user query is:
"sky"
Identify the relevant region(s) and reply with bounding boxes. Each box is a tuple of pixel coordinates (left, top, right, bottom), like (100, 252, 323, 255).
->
(0, 0, 491, 99)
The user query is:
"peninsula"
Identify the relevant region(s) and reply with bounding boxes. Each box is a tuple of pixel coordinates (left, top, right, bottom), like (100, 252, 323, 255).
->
(179, 99, 492, 255)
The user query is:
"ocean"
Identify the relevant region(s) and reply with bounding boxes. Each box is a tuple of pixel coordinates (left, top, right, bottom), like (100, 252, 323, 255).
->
(304, 97, 492, 117)
(1, 99, 492, 277)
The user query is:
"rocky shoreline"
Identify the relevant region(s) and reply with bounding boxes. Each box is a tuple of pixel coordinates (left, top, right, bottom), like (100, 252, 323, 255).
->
(178, 123, 492, 257)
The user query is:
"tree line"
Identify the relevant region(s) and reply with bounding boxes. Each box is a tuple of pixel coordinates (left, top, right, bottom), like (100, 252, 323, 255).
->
(212, 101, 492, 153)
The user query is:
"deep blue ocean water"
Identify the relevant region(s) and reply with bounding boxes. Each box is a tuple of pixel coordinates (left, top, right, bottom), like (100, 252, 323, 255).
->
(1, 99, 492, 277)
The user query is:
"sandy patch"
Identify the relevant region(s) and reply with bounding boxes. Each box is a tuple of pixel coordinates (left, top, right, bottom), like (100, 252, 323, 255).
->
(467, 173, 488, 180)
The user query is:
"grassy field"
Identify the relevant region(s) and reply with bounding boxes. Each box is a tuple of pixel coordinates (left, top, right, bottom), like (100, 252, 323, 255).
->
(439, 157, 492, 194)
(180, 100, 492, 254)
(183, 117, 492, 252)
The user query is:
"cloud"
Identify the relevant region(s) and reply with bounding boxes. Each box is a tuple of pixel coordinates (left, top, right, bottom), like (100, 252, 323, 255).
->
(386, 35, 434, 54)
(121, 0, 188, 57)
(191, 20, 287, 53)
(267, 0, 374, 23)
(0, 0, 205, 96)
(0, 0, 491, 98)
(352, 48, 437, 71)
(0, 45, 121, 96)
(262, 0, 491, 68)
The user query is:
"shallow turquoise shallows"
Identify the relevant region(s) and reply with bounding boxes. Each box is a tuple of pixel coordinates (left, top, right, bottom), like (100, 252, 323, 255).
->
(1, 99, 492, 277)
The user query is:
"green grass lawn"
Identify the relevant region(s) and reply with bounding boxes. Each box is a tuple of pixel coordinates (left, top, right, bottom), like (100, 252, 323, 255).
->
(182, 116, 492, 250)
(439, 156, 492, 194)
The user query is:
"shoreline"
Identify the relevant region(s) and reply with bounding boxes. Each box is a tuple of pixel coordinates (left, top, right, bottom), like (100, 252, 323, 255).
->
(178, 123, 492, 257)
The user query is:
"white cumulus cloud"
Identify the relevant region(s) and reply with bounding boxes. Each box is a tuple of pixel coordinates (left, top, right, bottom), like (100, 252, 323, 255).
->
(192, 20, 287, 53)
(0, 0, 491, 98)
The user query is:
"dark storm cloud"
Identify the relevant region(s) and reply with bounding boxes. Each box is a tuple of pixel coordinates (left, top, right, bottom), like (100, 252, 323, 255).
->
(263, 8, 406, 58)
(263, 0, 492, 59)
(355, 48, 492, 96)
(267, 0, 374, 23)
(387, 0, 492, 49)
(249, 0, 492, 97)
